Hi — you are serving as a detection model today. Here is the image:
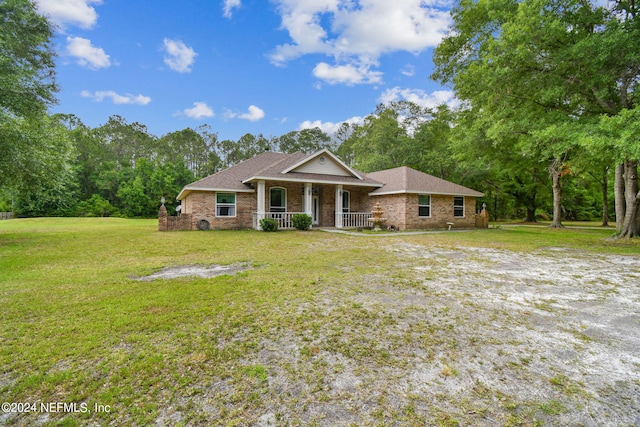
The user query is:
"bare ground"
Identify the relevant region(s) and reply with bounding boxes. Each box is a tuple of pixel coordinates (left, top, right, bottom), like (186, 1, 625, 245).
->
(235, 242, 640, 426)
(132, 263, 252, 281)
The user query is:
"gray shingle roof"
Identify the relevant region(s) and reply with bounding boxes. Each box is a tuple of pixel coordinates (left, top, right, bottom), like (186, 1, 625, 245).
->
(366, 167, 484, 197)
(177, 152, 483, 200)
(177, 152, 287, 199)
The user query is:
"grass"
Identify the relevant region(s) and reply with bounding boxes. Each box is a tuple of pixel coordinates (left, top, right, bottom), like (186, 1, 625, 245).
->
(0, 218, 637, 426)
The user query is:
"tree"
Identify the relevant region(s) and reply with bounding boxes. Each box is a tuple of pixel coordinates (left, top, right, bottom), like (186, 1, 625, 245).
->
(219, 133, 274, 167)
(55, 114, 108, 201)
(94, 115, 156, 168)
(591, 107, 640, 236)
(433, 0, 640, 233)
(411, 104, 458, 180)
(0, 0, 57, 118)
(158, 125, 220, 178)
(117, 175, 150, 217)
(0, 0, 71, 193)
(449, 108, 549, 221)
(345, 102, 423, 172)
(276, 128, 333, 153)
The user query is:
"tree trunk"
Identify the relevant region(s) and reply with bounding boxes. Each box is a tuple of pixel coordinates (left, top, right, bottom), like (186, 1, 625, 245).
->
(601, 166, 609, 227)
(614, 163, 626, 232)
(549, 160, 564, 228)
(619, 160, 640, 238)
(526, 208, 536, 222)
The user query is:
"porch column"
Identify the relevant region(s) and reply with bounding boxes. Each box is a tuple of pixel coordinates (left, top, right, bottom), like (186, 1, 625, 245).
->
(256, 180, 265, 230)
(335, 185, 343, 228)
(304, 182, 313, 217)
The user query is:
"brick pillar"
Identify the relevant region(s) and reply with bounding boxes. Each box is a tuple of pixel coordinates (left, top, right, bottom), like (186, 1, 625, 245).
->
(158, 204, 168, 231)
(476, 206, 489, 228)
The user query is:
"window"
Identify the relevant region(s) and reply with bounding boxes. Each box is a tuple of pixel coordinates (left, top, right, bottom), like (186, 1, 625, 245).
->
(418, 194, 431, 217)
(342, 191, 350, 213)
(454, 196, 465, 217)
(270, 187, 286, 212)
(216, 193, 236, 217)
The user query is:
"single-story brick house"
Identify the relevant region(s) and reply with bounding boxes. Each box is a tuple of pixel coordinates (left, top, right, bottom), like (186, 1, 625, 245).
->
(162, 149, 485, 231)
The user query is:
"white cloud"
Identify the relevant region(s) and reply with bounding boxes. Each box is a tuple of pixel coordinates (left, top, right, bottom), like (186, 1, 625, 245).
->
(182, 102, 215, 119)
(298, 116, 365, 135)
(81, 90, 151, 105)
(162, 39, 197, 73)
(223, 0, 242, 18)
(269, 0, 452, 84)
(66, 36, 110, 69)
(379, 87, 460, 109)
(35, 0, 102, 29)
(401, 64, 416, 77)
(313, 62, 382, 85)
(226, 105, 265, 122)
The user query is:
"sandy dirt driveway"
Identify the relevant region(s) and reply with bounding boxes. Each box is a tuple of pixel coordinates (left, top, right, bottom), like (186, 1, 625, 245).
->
(244, 240, 640, 427)
(381, 242, 640, 426)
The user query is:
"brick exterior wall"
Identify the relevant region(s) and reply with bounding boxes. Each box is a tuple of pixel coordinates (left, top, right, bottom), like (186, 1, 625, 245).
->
(161, 184, 482, 231)
(318, 185, 334, 227)
(371, 194, 478, 230)
(179, 191, 256, 230)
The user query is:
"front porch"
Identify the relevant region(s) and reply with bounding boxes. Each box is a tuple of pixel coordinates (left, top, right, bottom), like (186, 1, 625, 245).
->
(249, 179, 376, 230)
(252, 211, 372, 230)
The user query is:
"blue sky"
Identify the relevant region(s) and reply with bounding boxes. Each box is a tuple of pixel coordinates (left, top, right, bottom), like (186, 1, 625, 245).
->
(36, 0, 457, 141)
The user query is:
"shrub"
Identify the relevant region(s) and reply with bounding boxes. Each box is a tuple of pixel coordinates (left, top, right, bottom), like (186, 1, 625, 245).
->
(77, 194, 117, 217)
(260, 218, 279, 232)
(292, 213, 312, 230)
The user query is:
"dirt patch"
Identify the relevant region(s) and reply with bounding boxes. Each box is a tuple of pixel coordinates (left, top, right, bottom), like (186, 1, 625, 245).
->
(235, 244, 640, 426)
(132, 263, 251, 281)
(384, 243, 640, 426)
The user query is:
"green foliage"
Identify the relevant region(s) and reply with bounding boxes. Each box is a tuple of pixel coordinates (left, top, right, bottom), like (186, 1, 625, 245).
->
(158, 125, 221, 178)
(117, 176, 151, 217)
(432, 0, 640, 231)
(0, 1, 71, 199)
(259, 218, 279, 232)
(276, 128, 334, 154)
(344, 102, 417, 172)
(0, 0, 58, 118)
(77, 194, 118, 217)
(292, 213, 312, 230)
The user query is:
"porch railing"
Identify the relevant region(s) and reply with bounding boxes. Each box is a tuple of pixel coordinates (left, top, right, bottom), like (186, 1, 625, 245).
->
(341, 212, 371, 229)
(253, 211, 373, 229)
(252, 212, 307, 230)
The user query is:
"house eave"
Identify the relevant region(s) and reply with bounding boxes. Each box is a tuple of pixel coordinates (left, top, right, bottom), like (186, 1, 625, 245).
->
(242, 175, 383, 188)
(177, 186, 255, 200)
(369, 190, 485, 197)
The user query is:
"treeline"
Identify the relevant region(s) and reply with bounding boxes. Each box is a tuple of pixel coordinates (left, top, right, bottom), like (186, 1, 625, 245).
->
(0, 114, 338, 218)
(1, 101, 608, 223)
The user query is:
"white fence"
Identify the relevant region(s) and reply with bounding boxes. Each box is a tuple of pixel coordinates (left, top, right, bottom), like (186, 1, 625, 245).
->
(0, 212, 15, 220)
(341, 212, 371, 228)
(253, 212, 306, 229)
(253, 211, 372, 229)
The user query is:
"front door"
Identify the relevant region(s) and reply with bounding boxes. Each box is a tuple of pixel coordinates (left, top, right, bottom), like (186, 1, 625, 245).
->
(312, 195, 320, 225)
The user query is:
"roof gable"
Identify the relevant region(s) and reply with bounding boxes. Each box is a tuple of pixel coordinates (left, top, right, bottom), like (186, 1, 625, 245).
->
(367, 166, 484, 197)
(281, 149, 363, 179)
